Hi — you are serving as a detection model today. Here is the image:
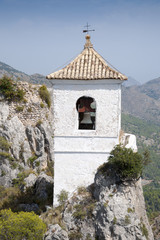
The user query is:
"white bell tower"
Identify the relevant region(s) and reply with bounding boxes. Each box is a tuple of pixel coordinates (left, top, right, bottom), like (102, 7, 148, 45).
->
(47, 35, 127, 205)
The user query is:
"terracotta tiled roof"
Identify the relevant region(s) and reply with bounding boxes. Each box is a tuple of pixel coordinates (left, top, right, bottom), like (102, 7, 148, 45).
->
(46, 35, 127, 81)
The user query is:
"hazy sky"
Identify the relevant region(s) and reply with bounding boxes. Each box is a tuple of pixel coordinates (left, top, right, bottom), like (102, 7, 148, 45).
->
(0, 0, 160, 83)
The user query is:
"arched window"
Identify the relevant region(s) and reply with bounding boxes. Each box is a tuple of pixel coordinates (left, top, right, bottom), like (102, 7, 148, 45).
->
(76, 96, 96, 130)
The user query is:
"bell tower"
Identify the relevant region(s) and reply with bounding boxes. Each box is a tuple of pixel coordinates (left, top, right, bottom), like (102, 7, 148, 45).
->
(47, 35, 127, 205)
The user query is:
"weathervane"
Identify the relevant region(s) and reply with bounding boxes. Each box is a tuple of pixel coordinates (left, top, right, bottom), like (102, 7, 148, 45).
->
(83, 23, 95, 34)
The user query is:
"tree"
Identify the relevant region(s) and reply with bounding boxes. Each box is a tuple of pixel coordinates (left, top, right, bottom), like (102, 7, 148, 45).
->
(0, 76, 25, 101)
(99, 145, 150, 181)
(0, 209, 46, 240)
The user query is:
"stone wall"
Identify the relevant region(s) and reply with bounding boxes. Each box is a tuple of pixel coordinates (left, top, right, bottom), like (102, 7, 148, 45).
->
(6, 81, 53, 126)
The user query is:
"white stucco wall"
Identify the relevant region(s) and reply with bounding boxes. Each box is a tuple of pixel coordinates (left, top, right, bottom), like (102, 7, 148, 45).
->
(54, 153, 110, 205)
(52, 79, 122, 205)
(52, 80, 121, 137)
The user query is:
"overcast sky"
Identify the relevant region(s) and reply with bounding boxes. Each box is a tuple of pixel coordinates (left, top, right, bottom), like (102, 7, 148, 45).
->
(0, 0, 160, 83)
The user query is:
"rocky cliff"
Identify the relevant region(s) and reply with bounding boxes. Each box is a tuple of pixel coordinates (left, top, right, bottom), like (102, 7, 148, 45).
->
(44, 166, 154, 240)
(0, 81, 54, 212)
(0, 81, 154, 239)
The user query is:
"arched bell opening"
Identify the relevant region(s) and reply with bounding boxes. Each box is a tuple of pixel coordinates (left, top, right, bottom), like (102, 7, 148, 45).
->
(76, 96, 96, 130)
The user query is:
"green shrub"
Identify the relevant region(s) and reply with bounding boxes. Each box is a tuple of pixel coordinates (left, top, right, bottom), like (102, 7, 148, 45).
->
(68, 231, 82, 240)
(39, 85, 51, 108)
(104, 200, 109, 208)
(77, 186, 87, 195)
(1, 170, 6, 177)
(27, 155, 38, 168)
(15, 105, 24, 112)
(113, 216, 117, 224)
(0, 209, 46, 240)
(45, 160, 54, 177)
(0, 151, 17, 169)
(27, 107, 32, 112)
(40, 102, 45, 108)
(12, 170, 33, 187)
(36, 119, 43, 127)
(124, 215, 131, 225)
(109, 145, 144, 180)
(0, 76, 25, 102)
(127, 207, 135, 213)
(73, 204, 86, 220)
(0, 136, 11, 151)
(57, 190, 68, 205)
(0, 186, 20, 210)
(140, 222, 148, 239)
(99, 145, 149, 180)
(0, 151, 14, 161)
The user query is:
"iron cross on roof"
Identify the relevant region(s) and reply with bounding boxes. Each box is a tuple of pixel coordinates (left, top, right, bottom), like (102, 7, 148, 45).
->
(83, 23, 95, 34)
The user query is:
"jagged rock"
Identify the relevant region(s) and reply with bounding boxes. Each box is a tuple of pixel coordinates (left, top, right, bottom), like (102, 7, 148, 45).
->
(37, 123, 54, 162)
(1, 116, 31, 160)
(0, 102, 9, 123)
(57, 168, 154, 240)
(24, 173, 37, 188)
(18, 203, 40, 214)
(0, 161, 19, 187)
(93, 169, 154, 240)
(26, 126, 44, 157)
(22, 139, 32, 165)
(44, 224, 69, 240)
(35, 172, 53, 202)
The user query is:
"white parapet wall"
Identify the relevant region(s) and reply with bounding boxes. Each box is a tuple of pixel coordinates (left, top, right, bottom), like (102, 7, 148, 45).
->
(123, 133, 137, 152)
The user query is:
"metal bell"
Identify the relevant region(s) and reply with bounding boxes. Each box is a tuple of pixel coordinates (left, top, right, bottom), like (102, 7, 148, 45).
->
(80, 112, 92, 124)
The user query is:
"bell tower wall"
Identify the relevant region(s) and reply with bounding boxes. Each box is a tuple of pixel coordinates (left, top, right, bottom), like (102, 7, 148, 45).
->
(52, 79, 122, 205)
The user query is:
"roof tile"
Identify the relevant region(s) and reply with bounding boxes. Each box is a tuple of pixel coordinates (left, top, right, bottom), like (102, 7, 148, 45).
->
(46, 35, 127, 81)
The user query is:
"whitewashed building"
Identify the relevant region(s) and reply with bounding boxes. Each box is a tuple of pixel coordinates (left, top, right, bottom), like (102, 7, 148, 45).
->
(47, 35, 134, 205)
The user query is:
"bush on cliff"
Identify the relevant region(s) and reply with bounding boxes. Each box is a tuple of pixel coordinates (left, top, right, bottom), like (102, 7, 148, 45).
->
(99, 145, 150, 181)
(0, 209, 46, 240)
(0, 76, 25, 101)
(39, 85, 51, 108)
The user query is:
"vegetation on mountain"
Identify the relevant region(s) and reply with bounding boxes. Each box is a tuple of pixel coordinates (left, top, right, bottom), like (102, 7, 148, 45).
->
(99, 145, 149, 180)
(122, 84, 160, 125)
(0, 209, 46, 240)
(0, 76, 25, 101)
(143, 182, 160, 222)
(39, 85, 51, 108)
(138, 77, 160, 100)
(57, 190, 69, 206)
(0, 136, 11, 152)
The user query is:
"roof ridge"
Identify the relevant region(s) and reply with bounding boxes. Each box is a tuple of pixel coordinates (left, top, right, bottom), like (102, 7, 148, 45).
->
(46, 36, 127, 81)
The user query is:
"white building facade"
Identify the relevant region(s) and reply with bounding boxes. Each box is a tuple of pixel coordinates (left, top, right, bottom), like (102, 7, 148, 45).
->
(47, 35, 129, 205)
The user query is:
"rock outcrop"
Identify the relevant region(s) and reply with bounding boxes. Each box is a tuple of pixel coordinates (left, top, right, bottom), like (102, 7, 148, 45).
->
(0, 82, 54, 205)
(93, 169, 154, 240)
(44, 166, 154, 240)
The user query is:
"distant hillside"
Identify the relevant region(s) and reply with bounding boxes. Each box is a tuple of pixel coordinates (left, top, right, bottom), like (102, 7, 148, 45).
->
(138, 77, 160, 100)
(0, 61, 52, 87)
(122, 79, 160, 125)
(123, 76, 140, 87)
